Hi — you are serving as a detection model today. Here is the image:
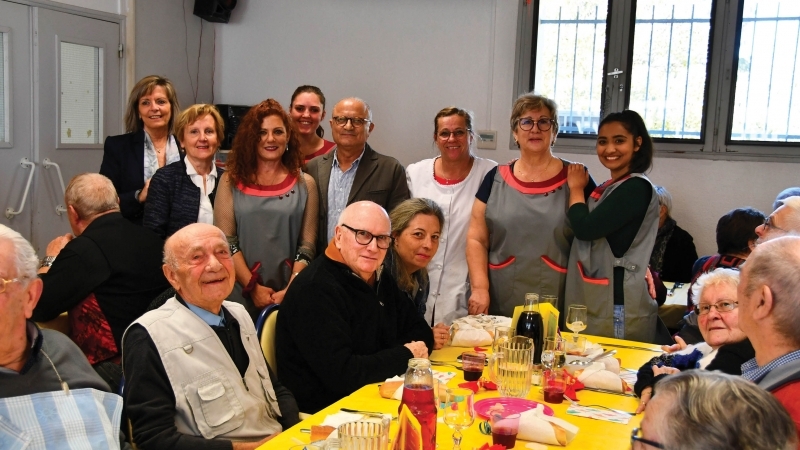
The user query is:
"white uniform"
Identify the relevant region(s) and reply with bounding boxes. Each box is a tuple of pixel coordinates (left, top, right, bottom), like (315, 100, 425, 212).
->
(406, 156, 496, 325)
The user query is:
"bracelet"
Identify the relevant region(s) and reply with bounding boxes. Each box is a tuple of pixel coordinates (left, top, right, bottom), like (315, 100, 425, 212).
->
(134, 189, 142, 203)
(294, 252, 312, 266)
(40, 255, 56, 268)
(229, 243, 240, 256)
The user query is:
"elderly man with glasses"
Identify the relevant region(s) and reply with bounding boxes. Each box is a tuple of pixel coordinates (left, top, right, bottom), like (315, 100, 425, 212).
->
(755, 195, 800, 244)
(276, 201, 433, 413)
(305, 97, 410, 253)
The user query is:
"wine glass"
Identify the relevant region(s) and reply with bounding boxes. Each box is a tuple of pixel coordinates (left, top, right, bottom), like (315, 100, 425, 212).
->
(566, 305, 588, 344)
(442, 387, 475, 450)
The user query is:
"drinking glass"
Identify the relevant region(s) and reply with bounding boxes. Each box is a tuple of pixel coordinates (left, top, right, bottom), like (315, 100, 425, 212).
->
(442, 388, 475, 450)
(541, 336, 566, 370)
(490, 412, 521, 448)
(543, 367, 567, 404)
(492, 326, 513, 353)
(337, 421, 388, 450)
(566, 305, 588, 344)
(541, 294, 558, 308)
(461, 352, 486, 381)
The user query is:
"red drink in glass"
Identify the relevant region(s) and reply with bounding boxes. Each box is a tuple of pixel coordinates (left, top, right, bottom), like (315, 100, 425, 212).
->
(399, 385, 437, 450)
(492, 427, 518, 448)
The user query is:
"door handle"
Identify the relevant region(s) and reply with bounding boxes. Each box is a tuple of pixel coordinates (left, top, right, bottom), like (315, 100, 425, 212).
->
(5, 158, 36, 219)
(42, 158, 68, 215)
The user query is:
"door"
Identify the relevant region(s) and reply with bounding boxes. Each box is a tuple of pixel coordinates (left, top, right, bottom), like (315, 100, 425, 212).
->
(0, 0, 33, 239)
(33, 7, 122, 248)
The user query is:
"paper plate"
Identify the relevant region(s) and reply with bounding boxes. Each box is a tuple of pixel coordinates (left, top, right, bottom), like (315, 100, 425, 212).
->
(474, 397, 554, 419)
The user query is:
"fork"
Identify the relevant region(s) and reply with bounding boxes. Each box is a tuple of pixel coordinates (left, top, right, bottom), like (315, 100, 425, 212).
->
(563, 395, 636, 416)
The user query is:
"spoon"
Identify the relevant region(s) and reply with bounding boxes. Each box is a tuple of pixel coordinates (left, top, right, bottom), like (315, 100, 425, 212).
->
(568, 349, 617, 366)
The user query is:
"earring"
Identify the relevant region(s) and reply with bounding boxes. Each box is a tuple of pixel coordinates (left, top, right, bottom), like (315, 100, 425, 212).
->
(285, 146, 289, 153)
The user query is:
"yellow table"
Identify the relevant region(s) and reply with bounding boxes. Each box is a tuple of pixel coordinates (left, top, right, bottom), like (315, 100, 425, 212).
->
(259, 335, 661, 449)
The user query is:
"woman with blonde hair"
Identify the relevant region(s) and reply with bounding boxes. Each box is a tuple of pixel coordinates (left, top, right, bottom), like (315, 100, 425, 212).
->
(100, 75, 181, 224)
(144, 104, 225, 239)
(386, 198, 449, 349)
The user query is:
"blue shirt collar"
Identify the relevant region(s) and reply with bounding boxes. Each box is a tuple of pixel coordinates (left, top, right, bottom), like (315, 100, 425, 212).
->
(185, 301, 226, 327)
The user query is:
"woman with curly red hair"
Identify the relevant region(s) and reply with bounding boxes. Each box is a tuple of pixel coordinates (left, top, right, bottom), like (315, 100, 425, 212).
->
(214, 99, 318, 319)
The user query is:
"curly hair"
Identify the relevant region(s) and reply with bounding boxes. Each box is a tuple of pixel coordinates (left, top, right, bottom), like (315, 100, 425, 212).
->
(226, 99, 302, 185)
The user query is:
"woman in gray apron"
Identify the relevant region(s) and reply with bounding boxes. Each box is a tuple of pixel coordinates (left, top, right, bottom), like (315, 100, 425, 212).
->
(466, 93, 595, 317)
(214, 99, 318, 320)
(564, 110, 660, 343)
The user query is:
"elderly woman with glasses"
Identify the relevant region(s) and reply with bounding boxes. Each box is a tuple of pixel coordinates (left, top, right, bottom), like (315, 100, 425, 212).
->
(466, 93, 595, 317)
(633, 268, 755, 413)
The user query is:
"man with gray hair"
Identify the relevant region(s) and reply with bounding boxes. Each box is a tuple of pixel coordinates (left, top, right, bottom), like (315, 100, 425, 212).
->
(738, 235, 800, 439)
(0, 224, 130, 448)
(305, 97, 410, 251)
(755, 195, 800, 244)
(33, 173, 169, 392)
(123, 223, 298, 449)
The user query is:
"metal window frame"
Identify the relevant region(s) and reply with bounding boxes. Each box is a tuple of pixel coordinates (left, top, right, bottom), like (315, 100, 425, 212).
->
(515, 0, 800, 162)
(0, 27, 11, 148)
(55, 36, 105, 150)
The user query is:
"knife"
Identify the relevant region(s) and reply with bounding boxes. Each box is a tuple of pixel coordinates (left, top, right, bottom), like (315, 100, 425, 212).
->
(340, 408, 396, 419)
(581, 387, 637, 397)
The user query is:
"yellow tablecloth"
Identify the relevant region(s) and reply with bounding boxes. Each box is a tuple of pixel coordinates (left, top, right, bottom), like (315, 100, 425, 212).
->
(258, 335, 661, 449)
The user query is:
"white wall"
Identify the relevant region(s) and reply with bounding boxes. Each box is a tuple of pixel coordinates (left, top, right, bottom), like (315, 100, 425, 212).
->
(216, 0, 799, 257)
(50, 0, 122, 15)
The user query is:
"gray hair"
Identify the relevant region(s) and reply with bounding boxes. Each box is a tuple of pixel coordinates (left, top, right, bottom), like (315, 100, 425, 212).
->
(654, 370, 797, 450)
(65, 173, 119, 220)
(778, 196, 800, 232)
(163, 223, 227, 270)
(654, 186, 673, 217)
(745, 235, 800, 346)
(0, 224, 39, 284)
(336, 97, 372, 122)
(690, 268, 739, 306)
(773, 187, 800, 211)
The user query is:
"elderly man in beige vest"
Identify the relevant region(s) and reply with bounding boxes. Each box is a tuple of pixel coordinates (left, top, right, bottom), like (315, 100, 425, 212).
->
(122, 223, 299, 450)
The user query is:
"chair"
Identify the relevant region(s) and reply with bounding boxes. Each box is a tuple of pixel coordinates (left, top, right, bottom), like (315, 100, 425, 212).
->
(256, 304, 280, 373)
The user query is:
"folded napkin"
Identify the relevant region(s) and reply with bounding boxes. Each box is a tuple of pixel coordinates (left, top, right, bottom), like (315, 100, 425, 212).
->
(517, 404, 579, 446)
(573, 363, 629, 393)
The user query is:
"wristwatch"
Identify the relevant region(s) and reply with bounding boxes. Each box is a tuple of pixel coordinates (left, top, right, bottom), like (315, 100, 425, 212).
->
(134, 189, 143, 203)
(40, 255, 56, 268)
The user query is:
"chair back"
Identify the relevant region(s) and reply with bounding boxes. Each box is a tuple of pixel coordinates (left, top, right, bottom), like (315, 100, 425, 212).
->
(256, 304, 280, 373)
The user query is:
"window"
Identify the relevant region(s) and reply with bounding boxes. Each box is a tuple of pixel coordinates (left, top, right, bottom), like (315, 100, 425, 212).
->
(519, 0, 800, 158)
(60, 41, 102, 145)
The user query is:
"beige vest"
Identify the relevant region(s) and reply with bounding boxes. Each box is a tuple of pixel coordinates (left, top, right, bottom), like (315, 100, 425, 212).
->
(128, 297, 282, 440)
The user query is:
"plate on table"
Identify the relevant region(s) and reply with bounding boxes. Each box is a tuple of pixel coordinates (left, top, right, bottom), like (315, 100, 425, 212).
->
(474, 398, 554, 419)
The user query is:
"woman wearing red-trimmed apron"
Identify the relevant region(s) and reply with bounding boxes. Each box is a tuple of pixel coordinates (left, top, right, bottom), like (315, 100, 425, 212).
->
(564, 110, 660, 343)
(466, 93, 595, 318)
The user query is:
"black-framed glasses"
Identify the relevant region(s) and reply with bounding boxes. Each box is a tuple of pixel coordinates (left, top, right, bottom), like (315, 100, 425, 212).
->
(0, 277, 20, 294)
(437, 129, 470, 140)
(696, 301, 738, 316)
(518, 117, 556, 131)
(332, 116, 371, 128)
(631, 428, 666, 449)
(341, 224, 393, 249)
(763, 215, 786, 233)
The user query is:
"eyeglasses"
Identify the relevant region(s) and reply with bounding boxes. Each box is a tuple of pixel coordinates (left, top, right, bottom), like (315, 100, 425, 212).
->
(630, 427, 666, 449)
(762, 215, 786, 233)
(341, 224, 393, 249)
(0, 277, 21, 294)
(518, 117, 556, 131)
(696, 300, 738, 316)
(437, 129, 470, 140)
(332, 116, 371, 128)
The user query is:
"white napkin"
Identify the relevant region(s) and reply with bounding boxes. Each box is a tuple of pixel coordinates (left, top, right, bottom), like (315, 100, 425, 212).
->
(575, 363, 627, 392)
(517, 404, 579, 446)
(450, 315, 512, 347)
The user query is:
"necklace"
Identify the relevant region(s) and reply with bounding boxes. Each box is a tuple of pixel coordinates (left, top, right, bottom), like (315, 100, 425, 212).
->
(515, 156, 555, 182)
(434, 156, 473, 185)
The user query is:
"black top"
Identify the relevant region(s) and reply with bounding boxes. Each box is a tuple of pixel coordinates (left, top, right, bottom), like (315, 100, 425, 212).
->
(123, 298, 300, 450)
(657, 224, 698, 282)
(567, 177, 653, 305)
(143, 155, 224, 239)
(100, 130, 148, 224)
(34, 212, 171, 348)
(276, 252, 435, 413)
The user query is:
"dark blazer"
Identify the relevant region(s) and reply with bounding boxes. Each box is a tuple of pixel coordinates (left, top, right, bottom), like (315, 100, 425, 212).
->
(100, 130, 178, 225)
(305, 143, 410, 250)
(659, 224, 698, 282)
(143, 155, 224, 239)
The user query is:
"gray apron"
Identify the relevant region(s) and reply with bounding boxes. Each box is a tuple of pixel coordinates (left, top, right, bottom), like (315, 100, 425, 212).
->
(563, 174, 660, 342)
(485, 161, 574, 317)
(229, 174, 308, 318)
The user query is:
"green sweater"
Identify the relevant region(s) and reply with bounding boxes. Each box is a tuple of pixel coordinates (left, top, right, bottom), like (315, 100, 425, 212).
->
(567, 177, 652, 305)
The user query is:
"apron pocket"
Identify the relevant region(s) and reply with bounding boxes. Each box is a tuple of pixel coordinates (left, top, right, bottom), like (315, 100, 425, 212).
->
(577, 261, 609, 285)
(488, 255, 516, 270)
(541, 255, 567, 274)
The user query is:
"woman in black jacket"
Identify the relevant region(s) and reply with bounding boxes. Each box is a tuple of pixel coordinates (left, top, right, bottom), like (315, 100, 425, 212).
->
(100, 76, 181, 224)
(143, 104, 225, 239)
